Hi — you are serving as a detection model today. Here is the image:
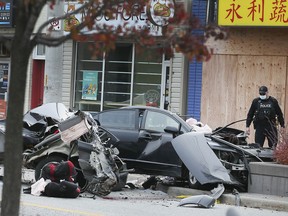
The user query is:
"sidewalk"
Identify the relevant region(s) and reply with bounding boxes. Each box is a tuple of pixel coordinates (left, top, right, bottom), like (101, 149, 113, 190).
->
(156, 184, 288, 212)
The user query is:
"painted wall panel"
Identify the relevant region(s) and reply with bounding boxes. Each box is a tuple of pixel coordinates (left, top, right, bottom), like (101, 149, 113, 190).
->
(62, 41, 73, 108)
(187, 0, 207, 121)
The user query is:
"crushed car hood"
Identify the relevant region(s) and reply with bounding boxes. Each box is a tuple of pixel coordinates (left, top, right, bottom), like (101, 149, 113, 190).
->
(171, 132, 232, 185)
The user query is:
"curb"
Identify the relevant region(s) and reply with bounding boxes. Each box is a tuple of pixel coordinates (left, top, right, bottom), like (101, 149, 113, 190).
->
(156, 184, 288, 212)
(220, 193, 288, 212)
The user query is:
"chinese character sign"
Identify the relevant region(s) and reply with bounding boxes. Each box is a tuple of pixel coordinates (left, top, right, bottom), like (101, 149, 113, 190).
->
(218, 0, 288, 26)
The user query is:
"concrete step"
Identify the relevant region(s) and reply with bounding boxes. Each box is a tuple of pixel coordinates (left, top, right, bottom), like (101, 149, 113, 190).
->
(0, 165, 35, 184)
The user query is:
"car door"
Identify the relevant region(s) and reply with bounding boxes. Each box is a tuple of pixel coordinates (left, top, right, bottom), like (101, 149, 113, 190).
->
(94, 109, 140, 159)
(136, 109, 183, 177)
(94, 108, 185, 177)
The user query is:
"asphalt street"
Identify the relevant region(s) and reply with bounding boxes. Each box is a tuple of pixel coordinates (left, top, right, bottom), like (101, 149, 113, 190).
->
(17, 188, 288, 216)
(128, 174, 288, 212)
(1, 171, 288, 213)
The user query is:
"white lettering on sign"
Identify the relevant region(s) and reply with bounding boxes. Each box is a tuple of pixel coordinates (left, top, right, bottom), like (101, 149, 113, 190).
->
(63, 1, 175, 36)
(95, 4, 147, 22)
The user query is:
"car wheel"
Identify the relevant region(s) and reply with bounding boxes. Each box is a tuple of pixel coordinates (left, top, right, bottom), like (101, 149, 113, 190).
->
(34, 155, 67, 181)
(187, 172, 202, 189)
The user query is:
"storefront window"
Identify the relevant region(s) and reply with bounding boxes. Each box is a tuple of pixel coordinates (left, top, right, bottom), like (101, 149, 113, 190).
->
(103, 43, 133, 109)
(74, 42, 103, 112)
(133, 49, 162, 107)
(73, 42, 165, 112)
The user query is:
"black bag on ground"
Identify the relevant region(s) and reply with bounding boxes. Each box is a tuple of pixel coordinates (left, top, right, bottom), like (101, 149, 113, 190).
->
(43, 181, 80, 198)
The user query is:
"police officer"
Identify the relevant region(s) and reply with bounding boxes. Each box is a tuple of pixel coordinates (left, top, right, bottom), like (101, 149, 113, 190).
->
(246, 86, 285, 148)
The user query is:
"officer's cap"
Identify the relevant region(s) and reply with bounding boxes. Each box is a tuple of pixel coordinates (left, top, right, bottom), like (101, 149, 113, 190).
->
(259, 86, 268, 94)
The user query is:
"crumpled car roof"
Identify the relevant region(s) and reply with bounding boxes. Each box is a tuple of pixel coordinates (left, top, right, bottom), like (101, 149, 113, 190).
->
(23, 103, 73, 126)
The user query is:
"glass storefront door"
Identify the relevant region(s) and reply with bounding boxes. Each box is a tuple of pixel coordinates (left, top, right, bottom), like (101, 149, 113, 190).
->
(73, 42, 170, 112)
(103, 43, 133, 109)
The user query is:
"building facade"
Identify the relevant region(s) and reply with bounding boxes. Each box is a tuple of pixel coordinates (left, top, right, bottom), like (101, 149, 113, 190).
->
(33, 0, 288, 138)
(42, 0, 190, 117)
(199, 0, 288, 144)
(3, 0, 287, 143)
(0, 1, 189, 118)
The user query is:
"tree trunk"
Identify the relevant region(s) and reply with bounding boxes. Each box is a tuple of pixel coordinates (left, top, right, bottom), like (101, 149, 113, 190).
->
(0, 19, 32, 216)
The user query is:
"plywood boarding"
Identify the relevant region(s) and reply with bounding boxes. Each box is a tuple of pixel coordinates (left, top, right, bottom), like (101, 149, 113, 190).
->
(285, 62, 288, 127)
(202, 55, 287, 145)
(206, 28, 288, 56)
(201, 55, 238, 127)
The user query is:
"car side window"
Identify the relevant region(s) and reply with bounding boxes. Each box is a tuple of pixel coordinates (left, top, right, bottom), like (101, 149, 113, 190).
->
(97, 110, 136, 130)
(144, 111, 179, 132)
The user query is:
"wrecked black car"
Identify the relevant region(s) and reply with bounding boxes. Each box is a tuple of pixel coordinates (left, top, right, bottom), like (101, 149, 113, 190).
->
(0, 103, 127, 196)
(92, 106, 274, 191)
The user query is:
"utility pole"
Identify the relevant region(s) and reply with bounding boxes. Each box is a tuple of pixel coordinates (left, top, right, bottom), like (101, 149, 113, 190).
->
(43, 0, 64, 103)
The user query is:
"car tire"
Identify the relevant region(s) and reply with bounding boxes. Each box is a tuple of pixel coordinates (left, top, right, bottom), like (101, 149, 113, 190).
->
(188, 171, 218, 190)
(34, 155, 67, 181)
(187, 172, 202, 189)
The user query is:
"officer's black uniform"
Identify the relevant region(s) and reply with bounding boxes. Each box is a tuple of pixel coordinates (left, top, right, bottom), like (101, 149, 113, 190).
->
(246, 88, 285, 148)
